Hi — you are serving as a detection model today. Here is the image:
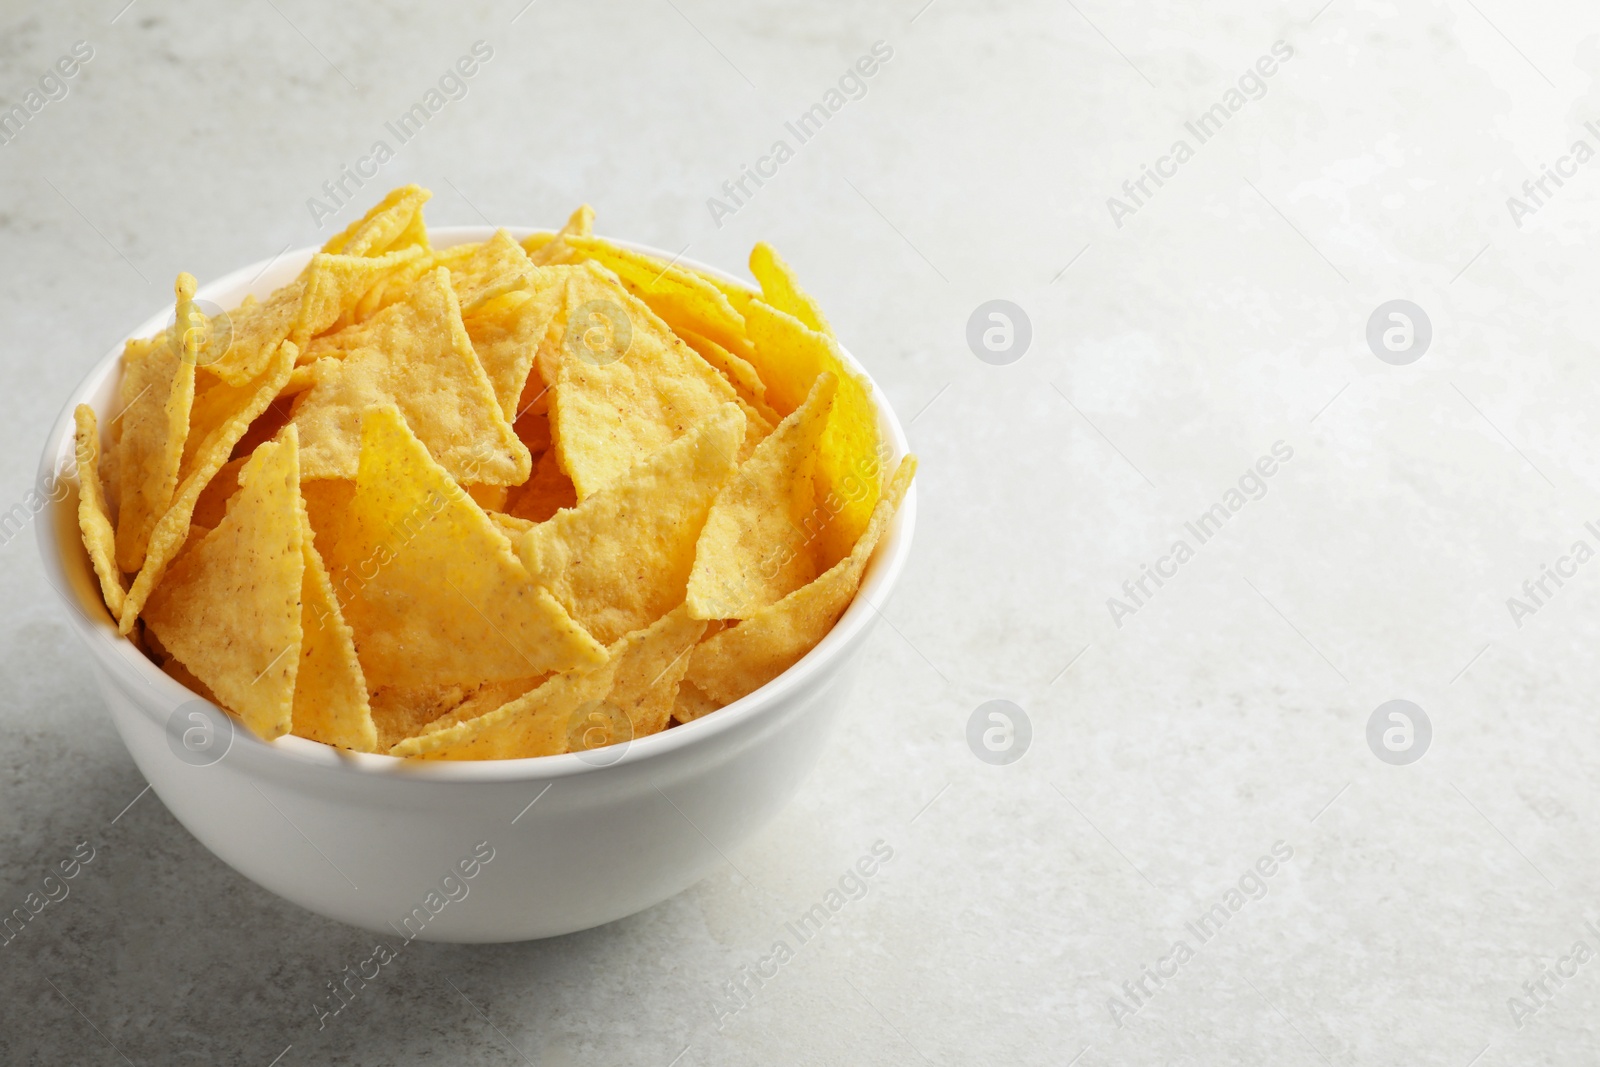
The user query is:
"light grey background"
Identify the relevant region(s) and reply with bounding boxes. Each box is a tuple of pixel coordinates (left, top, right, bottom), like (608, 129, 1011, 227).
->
(3, 0, 1599, 1063)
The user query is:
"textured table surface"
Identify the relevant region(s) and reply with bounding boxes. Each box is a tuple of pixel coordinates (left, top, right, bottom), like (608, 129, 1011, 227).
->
(4, 0, 1600, 1063)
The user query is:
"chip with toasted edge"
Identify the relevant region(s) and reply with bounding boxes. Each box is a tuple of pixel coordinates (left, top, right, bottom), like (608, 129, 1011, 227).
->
(369, 683, 473, 752)
(326, 405, 605, 688)
(505, 449, 576, 523)
(113, 275, 199, 573)
(290, 268, 529, 485)
(517, 404, 743, 645)
(671, 678, 721, 725)
(463, 266, 568, 421)
(292, 498, 376, 752)
(144, 428, 305, 741)
(686, 374, 837, 620)
(562, 234, 751, 358)
(605, 604, 705, 738)
(749, 242, 832, 337)
(392, 606, 700, 759)
(686, 455, 914, 705)
(321, 184, 431, 258)
(73, 406, 125, 618)
(743, 298, 884, 568)
(547, 263, 742, 498)
(120, 341, 297, 634)
(525, 204, 594, 265)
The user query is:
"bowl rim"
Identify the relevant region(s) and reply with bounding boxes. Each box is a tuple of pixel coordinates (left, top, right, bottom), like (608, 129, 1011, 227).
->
(36, 225, 917, 784)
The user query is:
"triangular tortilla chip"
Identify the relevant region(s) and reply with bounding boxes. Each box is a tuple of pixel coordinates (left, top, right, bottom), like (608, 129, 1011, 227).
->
(750, 242, 832, 336)
(545, 263, 742, 498)
(120, 341, 297, 634)
(463, 266, 568, 421)
(450, 229, 536, 314)
(293, 497, 376, 752)
(73, 405, 125, 618)
(525, 204, 593, 265)
(674, 324, 776, 421)
(144, 428, 306, 741)
(686, 373, 836, 620)
(671, 678, 721, 725)
(686, 455, 915, 705)
(515, 404, 743, 645)
(113, 274, 199, 572)
(321, 184, 431, 257)
(289, 268, 530, 484)
(743, 299, 886, 568)
(563, 234, 751, 358)
(393, 606, 703, 759)
(325, 405, 605, 689)
(370, 683, 473, 751)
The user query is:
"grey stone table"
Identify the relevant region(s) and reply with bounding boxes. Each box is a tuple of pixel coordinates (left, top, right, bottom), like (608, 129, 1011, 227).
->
(3, 0, 1598, 1063)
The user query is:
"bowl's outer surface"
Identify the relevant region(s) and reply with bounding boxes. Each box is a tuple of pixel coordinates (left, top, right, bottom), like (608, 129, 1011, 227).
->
(37, 227, 916, 941)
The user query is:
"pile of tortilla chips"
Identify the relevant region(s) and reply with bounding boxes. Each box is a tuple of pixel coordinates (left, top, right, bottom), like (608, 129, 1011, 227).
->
(74, 185, 915, 760)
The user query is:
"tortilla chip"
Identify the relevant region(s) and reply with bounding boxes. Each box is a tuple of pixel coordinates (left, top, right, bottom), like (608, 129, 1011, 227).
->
(450, 229, 536, 314)
(120, 341, 297, 634)
(514, 403, 743, 644)
(750, 242, 832, 336)
(675, 324, 774, 417)
(463, 266, 568, 421)
(144, 428, 306, 741)
(604, 605, 704, 738)
(489, 512, 535, 538)
(743, 299, 886, 567)
(686, 455, 914, 705)
(73, 406, 125, 618)
(671, 678, 721, 724)
(191, 454, 246, 530)
(292, 498, 376, 752)
(325, 405, 605, 688)
(563, 234, 750, 357)
(525, 204, 593, 265)
(370, 683, 473, 751)
(113, 275, 198, 572)
(686, 373, 836, 619)
(505, 449, 576, 523)
(546, 263, 742, 498)
(289, 268, 529, 485)
(321, 184, 431, 258)
(467, 483, 509, 511)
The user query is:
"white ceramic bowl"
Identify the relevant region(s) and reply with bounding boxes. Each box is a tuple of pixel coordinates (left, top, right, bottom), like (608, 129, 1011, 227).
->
(35, 227, 915, 942)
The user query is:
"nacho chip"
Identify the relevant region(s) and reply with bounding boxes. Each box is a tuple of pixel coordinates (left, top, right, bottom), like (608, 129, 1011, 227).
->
(370, 683, 473, 751)
(325, 405, 605, 688)
(450, 229, 536, 314)
(505, 449, 576, 523)
(686, 373, 836, 620)
(73, 406, 125, 618)
(144, 428, 306, 741)
(292, 498, 376, 752)
(525, 204, 593, 265)
(120, 341, 297, 634)
(546, 263, 742, 498)
(290, 267, 529, 485)
(686, 455, 914, 705)
(515, 404, 743, 645)
(113, 275, 199, 572)
(563, 234, 751, 358)
(674, 324, 775, 418)
(321, 184, 431, 258)
(743, 299, 886, 567)
(605, 605, 704, 738)
(463, 266, 568, 421)
(750, 242, 832, 336)
(671, 678, 721, 725)
(191, 454, 246, 530)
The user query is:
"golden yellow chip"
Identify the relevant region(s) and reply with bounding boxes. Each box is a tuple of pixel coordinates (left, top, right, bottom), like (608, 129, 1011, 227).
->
(450, 229, 535, 313)
(743, 299, 886, 568)
(324, 404, 605, 689)
(749, 242, 832, 336)
(515, 403, 742, 645)
(505, 449, 576, 523)
(563, 234, 751, 358)
(320, 184, 432, 257)
(369, 683, 473, 751)
(119, 340, 296, 634)
(525, 204, 594, 265)
(463, 266, 568, 421)
(686, 373, 836, 620)
(671, 678, 720, 725)
(113, 275, 199, 573)
(605, 604, 705, 738)
(545, 263, 741, 498)
(144, 427, 306, 741)
(686, 455, 914, 705)
(289, 267, 529, 485)
(73, 405, 125, 618)
(190, 454, 245, 530)
(674, 324, 775, 418)
(292, 498, 376, 752)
